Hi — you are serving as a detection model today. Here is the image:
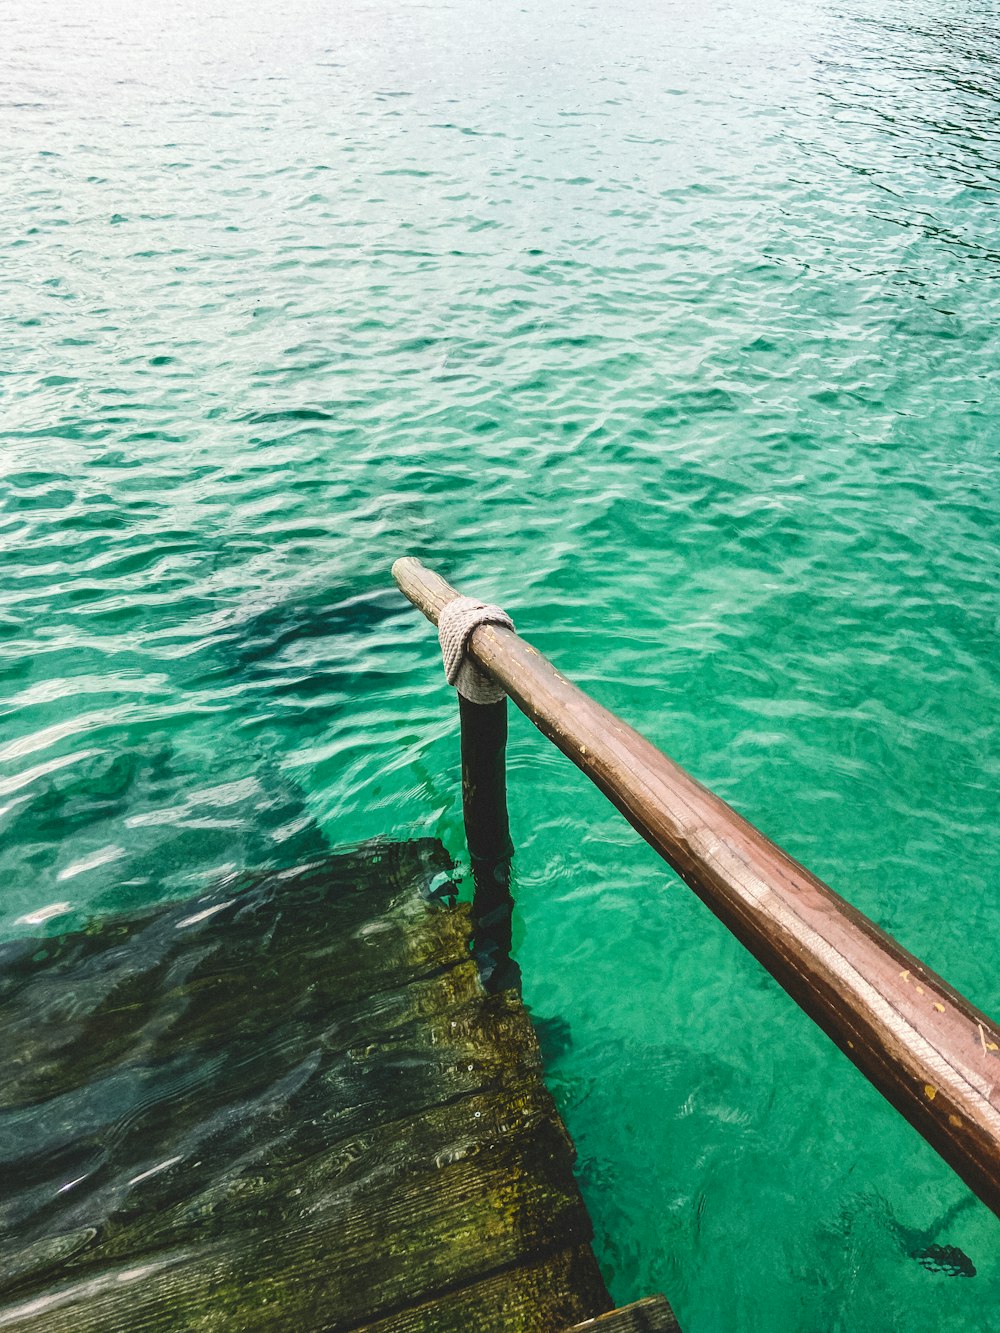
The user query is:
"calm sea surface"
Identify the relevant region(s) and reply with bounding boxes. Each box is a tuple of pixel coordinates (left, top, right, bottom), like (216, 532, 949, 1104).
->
(2, 0, 998, 1327)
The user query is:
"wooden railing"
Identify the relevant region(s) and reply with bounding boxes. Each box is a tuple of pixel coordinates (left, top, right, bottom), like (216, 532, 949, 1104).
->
(392, 556, 1000, 1219)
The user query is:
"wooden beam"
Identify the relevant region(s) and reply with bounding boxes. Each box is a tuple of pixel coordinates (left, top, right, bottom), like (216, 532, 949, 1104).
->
(392, 557, 1000, 1219)
(562, 1294, 681, 1332)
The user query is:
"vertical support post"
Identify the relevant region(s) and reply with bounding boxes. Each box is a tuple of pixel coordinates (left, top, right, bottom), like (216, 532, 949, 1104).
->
(459, 695, 512, 864)
(458, 694, 520, 993)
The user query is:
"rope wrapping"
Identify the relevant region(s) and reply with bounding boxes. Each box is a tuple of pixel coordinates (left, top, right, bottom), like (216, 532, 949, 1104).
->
(438, 596, 514, 704)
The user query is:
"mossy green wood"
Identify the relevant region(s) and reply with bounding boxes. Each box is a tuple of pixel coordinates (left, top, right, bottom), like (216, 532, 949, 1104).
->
(349, 1250, 610, 1333)
(0, 840, 617, 1331)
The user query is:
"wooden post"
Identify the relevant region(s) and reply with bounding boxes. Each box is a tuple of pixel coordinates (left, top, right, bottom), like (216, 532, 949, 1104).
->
(460, 695, 519, 993)
(459, 685, 520, 993)
(459, 694, 513, 865)
(391, 556, 1000, 1220)
(390, 558, 519, 992)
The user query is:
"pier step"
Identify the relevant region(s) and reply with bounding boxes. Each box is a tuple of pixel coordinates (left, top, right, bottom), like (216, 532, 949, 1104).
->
(564, 1295, 682, 1331)
(0, 838, 679, 1331)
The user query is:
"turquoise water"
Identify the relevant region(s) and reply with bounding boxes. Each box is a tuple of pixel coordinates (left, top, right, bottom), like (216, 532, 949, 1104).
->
(2, 0, 998, 1326)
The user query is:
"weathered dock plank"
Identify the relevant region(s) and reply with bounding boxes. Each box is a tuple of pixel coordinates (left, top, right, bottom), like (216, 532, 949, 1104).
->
(563, 1295, 682, 1332)
(352, 1248, 610, 1333)
(0, 838, 674, 1331)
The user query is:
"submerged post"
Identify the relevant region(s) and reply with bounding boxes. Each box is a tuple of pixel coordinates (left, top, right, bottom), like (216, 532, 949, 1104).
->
(460, 694, 519, 992)
(459, 693, 513, 866)
(391, 555, 1000, 1221)
(392, 558, 518, 990)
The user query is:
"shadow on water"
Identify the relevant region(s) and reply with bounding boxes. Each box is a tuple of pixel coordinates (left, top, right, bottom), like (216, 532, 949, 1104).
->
(898, 1196, 978, 1278)
(211, 585, 408, 683)
(823, 1178, 979, 1282)
(2, 577, 411, 933)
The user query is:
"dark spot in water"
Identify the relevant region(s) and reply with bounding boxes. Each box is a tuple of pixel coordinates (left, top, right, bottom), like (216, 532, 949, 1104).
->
(893, 1195, 978, 1278)
(218, 587, 406, 678)
(912, 1244, 976, 1278)
(533, 1013, 574, 1066)
(242, 408, 334, 423)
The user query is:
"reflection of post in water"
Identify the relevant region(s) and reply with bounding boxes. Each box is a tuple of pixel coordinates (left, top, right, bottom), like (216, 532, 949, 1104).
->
(458, 694, 521, 995)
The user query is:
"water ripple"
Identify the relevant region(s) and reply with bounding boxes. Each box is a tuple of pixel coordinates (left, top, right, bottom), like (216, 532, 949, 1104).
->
(1, 0, 998, 1328)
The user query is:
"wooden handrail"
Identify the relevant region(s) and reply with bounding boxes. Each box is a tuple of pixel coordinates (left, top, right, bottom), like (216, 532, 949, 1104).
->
(392, 556, 1000, 1219)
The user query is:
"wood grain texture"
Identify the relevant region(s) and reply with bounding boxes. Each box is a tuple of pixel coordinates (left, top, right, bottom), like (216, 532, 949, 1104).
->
(393, 556, 1000, 1219)
(352, 1246, 609, 1333)
(562, 1295, 682, 1332)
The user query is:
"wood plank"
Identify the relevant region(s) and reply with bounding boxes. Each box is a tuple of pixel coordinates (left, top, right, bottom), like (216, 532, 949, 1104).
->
(1, 981, 548, 1303)
(0, 838, 451, 1001)
(0, 846, 467, 1111)
(353, 1246, 610, 1333)
(0, 1139, 596, 1330)
(392, 556, 1000, 1220)
(563, 1294, 682, 1332)
(52, 1072, 575, 1277)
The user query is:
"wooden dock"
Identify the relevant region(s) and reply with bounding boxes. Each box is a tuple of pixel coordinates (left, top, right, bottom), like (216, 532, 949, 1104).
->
(0, 839, 678, 1331)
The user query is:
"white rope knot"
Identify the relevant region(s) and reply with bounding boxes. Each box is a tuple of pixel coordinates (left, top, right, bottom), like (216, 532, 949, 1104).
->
(438, 596, 514, 705)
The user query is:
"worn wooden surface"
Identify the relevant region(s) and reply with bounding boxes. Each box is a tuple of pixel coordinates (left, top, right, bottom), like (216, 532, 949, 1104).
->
(563, 1295, 681, 1332)
(0, 839, 632, 1331)
(392, 556, 1000, 1220)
